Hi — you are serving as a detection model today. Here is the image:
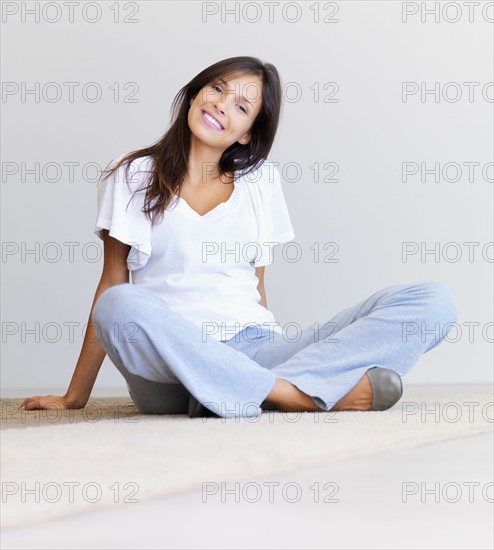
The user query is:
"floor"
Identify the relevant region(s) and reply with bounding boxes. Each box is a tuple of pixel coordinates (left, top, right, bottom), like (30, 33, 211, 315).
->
(2, 387, 493, 549)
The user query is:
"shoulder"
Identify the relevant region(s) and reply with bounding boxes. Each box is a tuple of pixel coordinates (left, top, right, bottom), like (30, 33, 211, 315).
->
(113, 153, 154, 172)
(238, 159, 281, 191)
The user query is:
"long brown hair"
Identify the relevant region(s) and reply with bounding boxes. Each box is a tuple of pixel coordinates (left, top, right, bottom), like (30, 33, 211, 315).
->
(99, 56, 283, 226)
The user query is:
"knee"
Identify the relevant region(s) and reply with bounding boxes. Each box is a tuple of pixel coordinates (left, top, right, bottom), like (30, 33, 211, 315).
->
(415, 281, 458, 329)
(92, 283, 135, 327)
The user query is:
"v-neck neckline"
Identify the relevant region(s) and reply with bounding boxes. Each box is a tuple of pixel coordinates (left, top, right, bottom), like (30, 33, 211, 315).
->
(176, 172, 240, 220)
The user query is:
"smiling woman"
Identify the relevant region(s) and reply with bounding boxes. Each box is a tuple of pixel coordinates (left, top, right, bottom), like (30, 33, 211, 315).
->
(20, 56, 457, 424)
(178, 70, 267, 216)
(98, 57, 283, 226)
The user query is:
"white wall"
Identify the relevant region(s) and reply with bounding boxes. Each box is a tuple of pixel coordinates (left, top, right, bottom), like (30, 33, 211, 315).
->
(2, 1, 492, 394)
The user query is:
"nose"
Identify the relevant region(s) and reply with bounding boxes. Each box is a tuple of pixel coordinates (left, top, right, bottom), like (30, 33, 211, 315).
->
(213, 91, 234, 113)
(213, 99, 227, 114)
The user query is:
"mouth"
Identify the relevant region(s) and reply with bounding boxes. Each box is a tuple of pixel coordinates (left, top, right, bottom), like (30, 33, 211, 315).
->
(201, 109, 225, 131)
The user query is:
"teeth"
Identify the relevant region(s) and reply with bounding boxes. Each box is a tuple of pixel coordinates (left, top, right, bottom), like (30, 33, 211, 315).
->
(204, 112, 222, 129)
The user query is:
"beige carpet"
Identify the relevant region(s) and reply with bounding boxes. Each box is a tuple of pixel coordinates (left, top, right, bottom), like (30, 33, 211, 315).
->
(1, 385, 492, 529)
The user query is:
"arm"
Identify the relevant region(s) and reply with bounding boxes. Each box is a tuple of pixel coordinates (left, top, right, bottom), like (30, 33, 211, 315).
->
(20, 230, 130, 410)
(256, 266, 267, 309)
(64, 230, 131, 405)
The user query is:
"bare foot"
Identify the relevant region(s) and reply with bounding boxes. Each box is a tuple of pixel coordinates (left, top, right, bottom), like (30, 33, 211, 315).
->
(330, 374, 373, 411)
(263, 378, 324, 412)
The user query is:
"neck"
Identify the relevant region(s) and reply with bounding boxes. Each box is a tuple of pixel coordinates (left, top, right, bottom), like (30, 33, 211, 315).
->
(187, 136, 225, 184)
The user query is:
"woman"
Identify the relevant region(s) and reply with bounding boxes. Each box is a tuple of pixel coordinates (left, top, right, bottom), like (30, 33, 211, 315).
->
(20, 56, 458, 418)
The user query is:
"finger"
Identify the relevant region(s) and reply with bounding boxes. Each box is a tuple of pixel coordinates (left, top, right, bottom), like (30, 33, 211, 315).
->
(19, 398, 34, 410)
(20, 397, 49, 411)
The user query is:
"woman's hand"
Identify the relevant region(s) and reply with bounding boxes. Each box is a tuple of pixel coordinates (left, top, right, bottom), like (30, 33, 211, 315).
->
(18, 394, 87, 411)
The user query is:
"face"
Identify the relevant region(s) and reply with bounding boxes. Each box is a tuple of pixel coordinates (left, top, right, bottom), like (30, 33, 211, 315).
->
(188, 72, 263, 150)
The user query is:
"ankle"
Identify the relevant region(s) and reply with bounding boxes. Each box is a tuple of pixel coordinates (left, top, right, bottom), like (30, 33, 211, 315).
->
(264, 378, 323, 412)
(264, 378, 295, 404)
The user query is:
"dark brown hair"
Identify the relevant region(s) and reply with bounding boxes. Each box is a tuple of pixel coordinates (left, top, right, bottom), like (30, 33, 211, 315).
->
(99, 56, 283, 226)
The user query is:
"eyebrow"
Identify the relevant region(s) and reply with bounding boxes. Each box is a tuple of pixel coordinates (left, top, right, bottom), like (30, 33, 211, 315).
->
(215, 77, 255, 110)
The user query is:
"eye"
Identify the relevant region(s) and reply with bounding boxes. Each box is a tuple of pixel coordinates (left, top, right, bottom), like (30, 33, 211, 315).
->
(210, 84, 248, 114)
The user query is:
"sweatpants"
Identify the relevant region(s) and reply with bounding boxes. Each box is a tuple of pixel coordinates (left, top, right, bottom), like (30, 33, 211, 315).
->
(91, 281, 458, 418)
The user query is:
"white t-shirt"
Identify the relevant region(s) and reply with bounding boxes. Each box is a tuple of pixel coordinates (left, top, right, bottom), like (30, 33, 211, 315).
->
(94, 154, 295, 342)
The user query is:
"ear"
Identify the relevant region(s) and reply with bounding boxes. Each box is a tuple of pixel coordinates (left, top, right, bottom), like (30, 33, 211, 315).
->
(238, 132, 251, 145)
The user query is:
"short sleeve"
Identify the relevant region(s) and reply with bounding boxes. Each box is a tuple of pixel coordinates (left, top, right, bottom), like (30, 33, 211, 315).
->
(94, 155, 153, 271)
(248, 161, 295, 267)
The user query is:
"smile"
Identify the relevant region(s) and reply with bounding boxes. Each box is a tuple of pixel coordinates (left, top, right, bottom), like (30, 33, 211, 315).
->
(201, 110, 224, 131)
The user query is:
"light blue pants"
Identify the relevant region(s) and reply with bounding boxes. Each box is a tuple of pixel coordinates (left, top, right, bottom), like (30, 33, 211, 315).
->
(91, 281, 458, 418)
